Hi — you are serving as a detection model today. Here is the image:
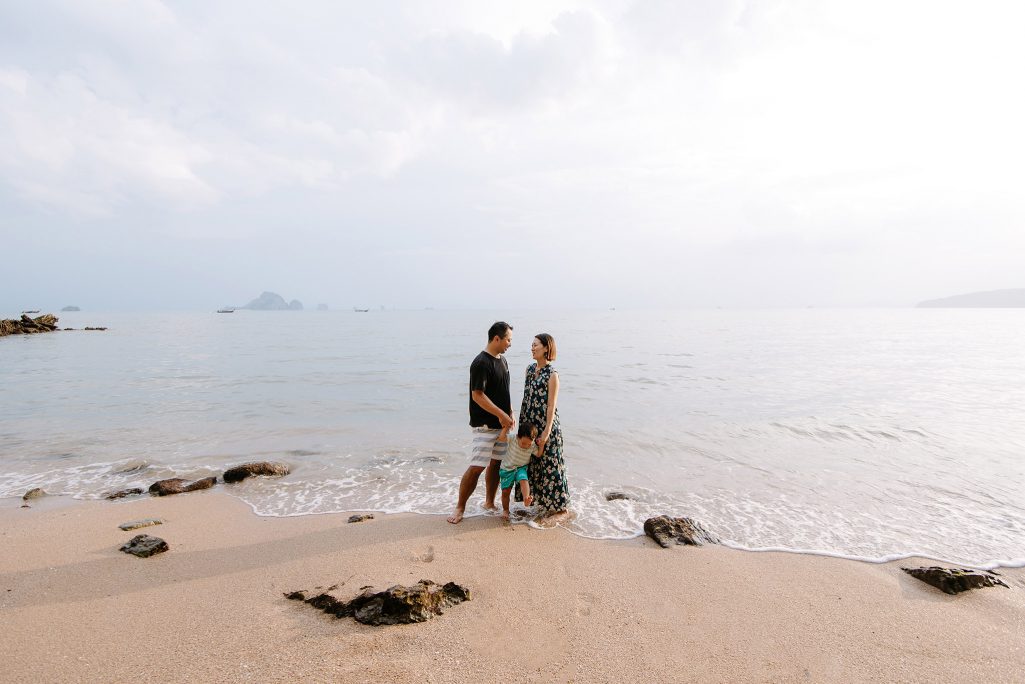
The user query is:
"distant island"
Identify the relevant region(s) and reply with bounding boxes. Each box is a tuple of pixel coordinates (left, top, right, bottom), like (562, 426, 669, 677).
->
(917, 289, 1025, 308)
(61, 306, 80, 312)
(239, 292, 303, 311)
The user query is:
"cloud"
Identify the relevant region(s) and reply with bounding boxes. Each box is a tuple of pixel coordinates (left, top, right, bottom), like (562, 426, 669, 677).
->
(1, 0, 1023, 309)
(396, 10, 613, 111)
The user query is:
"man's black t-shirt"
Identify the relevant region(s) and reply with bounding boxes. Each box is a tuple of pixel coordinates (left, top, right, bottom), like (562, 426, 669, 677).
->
(468, 351, 511, 428)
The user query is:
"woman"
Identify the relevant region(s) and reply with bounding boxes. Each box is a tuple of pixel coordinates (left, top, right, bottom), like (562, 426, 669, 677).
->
(519, 333, 571, 525)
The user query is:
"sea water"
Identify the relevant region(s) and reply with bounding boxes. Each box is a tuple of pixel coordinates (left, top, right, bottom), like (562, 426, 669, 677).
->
(2, 308, 1023, 568)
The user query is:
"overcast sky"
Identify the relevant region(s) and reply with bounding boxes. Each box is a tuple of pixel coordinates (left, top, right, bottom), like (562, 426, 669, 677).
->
(2, 0, 1023, 311)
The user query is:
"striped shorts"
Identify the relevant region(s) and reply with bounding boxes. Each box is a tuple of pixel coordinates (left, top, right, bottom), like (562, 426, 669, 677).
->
(468, 426, 508, 468)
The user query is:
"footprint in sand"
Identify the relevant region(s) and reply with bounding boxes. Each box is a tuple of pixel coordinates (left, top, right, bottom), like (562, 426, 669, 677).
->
(413, 546, 434, 563)
(576, 592, 595, 616)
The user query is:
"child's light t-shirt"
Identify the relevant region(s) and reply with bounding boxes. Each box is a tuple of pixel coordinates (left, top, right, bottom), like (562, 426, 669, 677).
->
(500, 439, 535, 471)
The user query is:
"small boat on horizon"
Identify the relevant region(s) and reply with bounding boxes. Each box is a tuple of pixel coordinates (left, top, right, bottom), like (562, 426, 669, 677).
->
(353, 307, 369, 312)
(216, 308, 235, 313)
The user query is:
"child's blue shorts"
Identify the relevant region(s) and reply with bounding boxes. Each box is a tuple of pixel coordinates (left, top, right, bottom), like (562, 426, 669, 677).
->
(499, 465, 529, 490)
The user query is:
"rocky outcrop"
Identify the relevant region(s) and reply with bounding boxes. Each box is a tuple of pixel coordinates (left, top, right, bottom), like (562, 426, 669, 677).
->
(22, 488, 46, 501)
(1, 314, 59, 337)
(643, 516, 721, 548)
(222, 462, 290, 483)
(286, 580, 471, 625)
(119, 519, 163, 531)
(348, 514, 374, 523)
(917, 288, 1025, 308)
(902, 567, 1009, 594)
(120, 534, 169, 558)
(235, 292, 304, 310)
(148, 477, 217, 496)
(105, 487, 145, 500)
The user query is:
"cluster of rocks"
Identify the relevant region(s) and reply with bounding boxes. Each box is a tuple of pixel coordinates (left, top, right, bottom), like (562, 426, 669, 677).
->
(1, 314, 59, 337)
(286, 579, 471, 625)
(109, 462, 291, 559)
(1, 313, 109, 336)
(102, 461, 291, 501)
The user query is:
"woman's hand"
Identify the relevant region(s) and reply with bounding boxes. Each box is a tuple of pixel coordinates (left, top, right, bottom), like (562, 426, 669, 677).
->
(537, 429, 551, 455)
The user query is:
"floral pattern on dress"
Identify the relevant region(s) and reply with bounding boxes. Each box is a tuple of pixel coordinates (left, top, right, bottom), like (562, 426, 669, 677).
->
(518, 362, 569, 512)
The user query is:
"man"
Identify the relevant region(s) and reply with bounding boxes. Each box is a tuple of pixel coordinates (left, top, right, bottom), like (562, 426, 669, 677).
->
(447, 321, 515, 524)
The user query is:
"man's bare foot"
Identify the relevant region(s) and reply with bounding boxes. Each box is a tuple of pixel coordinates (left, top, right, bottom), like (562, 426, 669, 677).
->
(447, 508, 464, 524)
(524, 495, 534, 507)
(500, 511, 510, 521)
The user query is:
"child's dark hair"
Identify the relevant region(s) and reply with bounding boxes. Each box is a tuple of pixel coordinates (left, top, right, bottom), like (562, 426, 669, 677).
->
(517, 422, 538, 439)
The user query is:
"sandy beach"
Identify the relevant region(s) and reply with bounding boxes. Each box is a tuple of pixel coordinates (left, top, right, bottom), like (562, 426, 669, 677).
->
(1, 491, 1022, 683)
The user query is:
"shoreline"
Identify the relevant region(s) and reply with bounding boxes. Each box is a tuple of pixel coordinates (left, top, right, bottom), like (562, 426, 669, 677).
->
(11, 491, 1024, 571)
(3, 491, 1023, 682)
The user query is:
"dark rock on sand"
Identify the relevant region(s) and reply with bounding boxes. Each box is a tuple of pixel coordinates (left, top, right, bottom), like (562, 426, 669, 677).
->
(222, 462, 291, 483)
(22, 488, 46, 501)
(605, 492, 629, 501)
(105, 487, 145, 500)
(902, 566, 1009, 595)
(286, 579, 471, 625)
(643, 515, 721, 548)
(348, 514, 374, 523)
(120, 534, 169, 558)
(148, 477, 217, 496)
(119, 519, 164, 531)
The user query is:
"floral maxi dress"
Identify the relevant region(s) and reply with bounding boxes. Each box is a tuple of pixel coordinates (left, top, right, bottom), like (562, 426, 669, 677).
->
(520, 362, 570, 512)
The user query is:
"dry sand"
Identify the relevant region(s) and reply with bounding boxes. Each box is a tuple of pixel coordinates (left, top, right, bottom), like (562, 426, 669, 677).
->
(1, 491, 1023, 683)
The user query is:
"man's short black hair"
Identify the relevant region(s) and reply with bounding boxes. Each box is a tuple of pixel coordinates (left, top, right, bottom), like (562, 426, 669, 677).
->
(488, 321, 512, 342)
(517, 422, 538, 439)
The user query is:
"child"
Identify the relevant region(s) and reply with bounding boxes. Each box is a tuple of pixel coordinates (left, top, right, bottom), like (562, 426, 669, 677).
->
(497, 422, 537, 520)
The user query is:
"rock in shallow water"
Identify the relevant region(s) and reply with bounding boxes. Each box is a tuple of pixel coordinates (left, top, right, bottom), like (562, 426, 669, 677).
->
(105, 487, 145, 500)
(22, 488, 46, 501)
(120, 534, 168, 558)
(643, 515, 721, 548)
(222, 462, 290, 483)
(148, 477, 217, 496)
(286, 580, 471, 625)
(605, 492, 629, 501)
(902, 566, 1009, 595)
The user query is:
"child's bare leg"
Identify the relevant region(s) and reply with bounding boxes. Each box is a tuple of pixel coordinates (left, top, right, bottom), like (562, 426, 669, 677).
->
(519, 479, 533, 507)
(500, 487, 511, 520)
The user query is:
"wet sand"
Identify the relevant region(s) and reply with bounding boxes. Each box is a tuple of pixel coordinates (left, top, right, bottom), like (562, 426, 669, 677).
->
(2, 492, 1023, 683)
